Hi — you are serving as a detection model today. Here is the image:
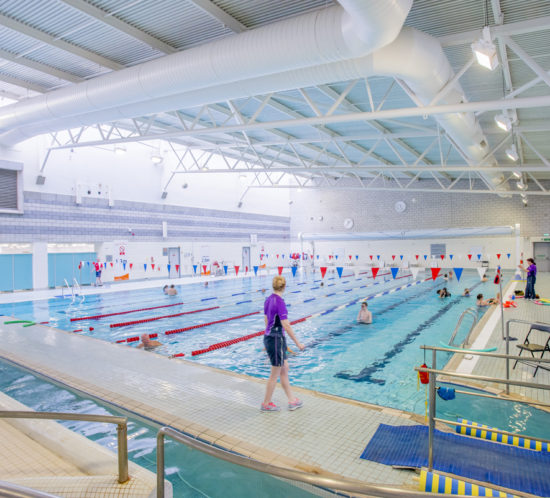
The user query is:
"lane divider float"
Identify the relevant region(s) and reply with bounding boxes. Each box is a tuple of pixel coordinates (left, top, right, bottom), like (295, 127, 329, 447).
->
(71, 302, 184, 322)
(109, 306, 220, 328)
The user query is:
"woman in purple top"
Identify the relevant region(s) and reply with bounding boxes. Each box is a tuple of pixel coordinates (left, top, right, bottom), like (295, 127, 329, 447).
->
(261, 275, 305, 412)
(519, 258, 537, 299)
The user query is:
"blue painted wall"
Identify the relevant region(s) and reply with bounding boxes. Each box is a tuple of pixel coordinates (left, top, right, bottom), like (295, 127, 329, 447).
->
(0, 254, 33, 291)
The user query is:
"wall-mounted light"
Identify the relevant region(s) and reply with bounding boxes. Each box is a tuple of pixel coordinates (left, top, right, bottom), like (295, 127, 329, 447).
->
(114, 145, 126, 155)
(471, 27, 499, 71)
(495, 112, 513, 131)
(506, 144, 519, 162)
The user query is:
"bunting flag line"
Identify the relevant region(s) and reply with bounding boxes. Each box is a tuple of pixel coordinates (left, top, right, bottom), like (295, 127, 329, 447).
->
(320, 267, 327, 278)
(391, 267, 399, 279)
(336, 267, 343, 278)
(454, 268, 463, 281)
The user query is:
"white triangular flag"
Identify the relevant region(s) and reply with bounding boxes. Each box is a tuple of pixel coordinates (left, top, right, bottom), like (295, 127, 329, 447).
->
(411, 267, 421, 280)
(477, 267, 487, 279)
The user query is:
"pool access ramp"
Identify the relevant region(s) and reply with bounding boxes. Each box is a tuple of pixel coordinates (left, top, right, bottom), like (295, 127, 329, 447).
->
(0, 316, 424, 492)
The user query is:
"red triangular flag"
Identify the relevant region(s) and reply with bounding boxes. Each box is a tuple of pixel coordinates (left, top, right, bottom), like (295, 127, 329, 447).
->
(372, 267, 379, 279)
(431, 268, 441, 280)
(467, 254, 472, 260)
(276, 254, 279, 259)
(349, 255, 352, 260)
(392, 255, 396, 260)
(245, 266, 248, 273)
(416, 255, 419, 260)
(370, 255, 373, 260)
(234, 265, 240, 276)
(439, 254, 444, 260)
(110, 262, 113, 268)
(175, 264, 179, 272)
(151, 264, 155, 270)
(129, 263, 133, 269)
(277, 266, 283, 275)
(202, 265, 207, 274)
(496, 254, 501, 259)
(320, 267, 327, 278)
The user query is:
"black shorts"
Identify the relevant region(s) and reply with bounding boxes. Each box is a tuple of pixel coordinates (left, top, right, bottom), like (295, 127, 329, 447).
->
(264, 333, 287, 367)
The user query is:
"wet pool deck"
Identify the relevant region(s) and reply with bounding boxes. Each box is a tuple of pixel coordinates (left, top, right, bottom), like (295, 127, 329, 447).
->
(444, 272, 550, 408)
(0, 313, 424, 492)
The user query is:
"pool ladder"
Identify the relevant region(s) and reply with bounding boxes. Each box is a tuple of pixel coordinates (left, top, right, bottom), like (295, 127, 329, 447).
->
(61, 278, 85, 303)
(447, 307, 479, 348)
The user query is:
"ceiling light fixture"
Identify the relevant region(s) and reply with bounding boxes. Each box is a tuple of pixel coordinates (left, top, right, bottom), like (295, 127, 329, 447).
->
(114, 145, 126, 155)
(150, 153, 163, 164)
(522, 197, 528, 206)
(520, 192, 527, 199)
(506, 144, 519, 162)
(471, 26, 499, 71)
(494, 112, 513, 131)
(516, 180, 527, 190)
(511, 170, 521, 179)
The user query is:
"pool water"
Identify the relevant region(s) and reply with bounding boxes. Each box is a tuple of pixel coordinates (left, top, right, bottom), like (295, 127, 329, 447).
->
(2, 268, 549, 438)
(0, 359, 318, 498)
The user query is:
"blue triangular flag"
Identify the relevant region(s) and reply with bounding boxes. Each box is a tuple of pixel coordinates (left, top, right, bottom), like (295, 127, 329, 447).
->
(253, 265, 258, 276)
(192, 264, 198, 274)
(336, 267, 343, 278)
(454, 268, 463, 281)
(282, 254, 285, 259)
(400, 255, 403, 260)
(335, 255, 338, 260)
(167, 264, 171, 272)
(223, 265, 228, 275)
(316, 255, 319, 259)
(477, 254, 481, 260)
(391, 267, 399, 279)
(87, 261, 90, 266)
(123, 262, 126, 270)
(449, 254, 453, 260)
(507, 253, 511, 259)
(355, 255, 359, 260)
(144, 264, 147, 271)
(377, 255, 380, 260)
(291, 266, 298, 277)
(265, 254, 269, 258)
(424, 255, 428, 260)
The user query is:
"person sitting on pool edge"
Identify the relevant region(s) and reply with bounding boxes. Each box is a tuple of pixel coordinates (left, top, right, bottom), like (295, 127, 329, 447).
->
(357, 301, 372, 324)
(137, 333, 162, 350)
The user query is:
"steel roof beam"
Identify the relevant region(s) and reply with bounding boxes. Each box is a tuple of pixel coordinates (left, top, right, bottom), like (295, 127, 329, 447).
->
(0, 13, 123, 71)
(59, 0, 178, 54)
(187, 0, 247, 33)
(0, 74, 47, 93)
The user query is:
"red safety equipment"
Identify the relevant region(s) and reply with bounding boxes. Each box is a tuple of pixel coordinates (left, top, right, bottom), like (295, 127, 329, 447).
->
(419, 363, 430, 384)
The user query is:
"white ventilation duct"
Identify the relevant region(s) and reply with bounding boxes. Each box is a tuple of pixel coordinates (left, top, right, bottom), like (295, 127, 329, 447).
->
(0, 1, 505, 193)
(299, 226, 515, 241)
(0, 0, 411, 139)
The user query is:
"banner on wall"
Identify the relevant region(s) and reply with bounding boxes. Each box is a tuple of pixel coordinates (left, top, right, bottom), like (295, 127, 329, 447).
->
(113, 241, 129, 281)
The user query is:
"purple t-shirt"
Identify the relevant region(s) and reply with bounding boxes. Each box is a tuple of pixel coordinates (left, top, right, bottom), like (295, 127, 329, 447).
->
(527, 264, 537, 277)
(264, 293, 288, 335)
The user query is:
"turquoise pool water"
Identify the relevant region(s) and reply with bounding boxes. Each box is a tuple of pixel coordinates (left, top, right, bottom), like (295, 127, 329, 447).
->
(0, 359, 317, 497)
(2, 268, 548, 438)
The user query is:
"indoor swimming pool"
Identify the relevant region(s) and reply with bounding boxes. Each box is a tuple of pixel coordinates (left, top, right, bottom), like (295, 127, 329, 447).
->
(2, 266, 547, 439)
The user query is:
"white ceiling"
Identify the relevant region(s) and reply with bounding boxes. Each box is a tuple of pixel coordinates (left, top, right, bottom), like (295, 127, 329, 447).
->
(0, 0, 549, 198)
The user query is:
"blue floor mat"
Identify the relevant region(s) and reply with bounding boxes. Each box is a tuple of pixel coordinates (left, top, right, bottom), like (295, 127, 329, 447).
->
(361, 424, 550, 497)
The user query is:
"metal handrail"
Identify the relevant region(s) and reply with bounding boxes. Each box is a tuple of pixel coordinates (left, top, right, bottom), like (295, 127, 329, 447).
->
(416, 344, 550, 471)
(61, 279, 72, 299)
(0, 411, 128, 483)
(0, 480, 60, 497)
(156, 426, 470, 498)
(447, 307, 478, 347)
(73, 278, 85, 303)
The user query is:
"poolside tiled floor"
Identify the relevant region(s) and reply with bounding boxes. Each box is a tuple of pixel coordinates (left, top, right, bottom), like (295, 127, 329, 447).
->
(445, 273, 550, 406)
(0, 312, 424, 491)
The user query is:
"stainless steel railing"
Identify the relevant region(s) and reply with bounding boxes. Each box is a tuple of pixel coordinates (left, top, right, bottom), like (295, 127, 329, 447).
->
(156, 426, 470, 498)
(417, 345, 550, 471)
(0, 480, 60, 498)
(0, 410, 128, 484)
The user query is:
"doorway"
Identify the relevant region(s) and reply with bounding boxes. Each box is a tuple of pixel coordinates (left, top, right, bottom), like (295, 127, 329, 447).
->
(168, 247, 181, 278)
(534, 242, 550, 272)
(242, 246, 250, 273)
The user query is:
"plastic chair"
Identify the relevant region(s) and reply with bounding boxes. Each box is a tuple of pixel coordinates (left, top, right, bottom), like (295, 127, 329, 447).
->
(513, 323, 550, 376)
